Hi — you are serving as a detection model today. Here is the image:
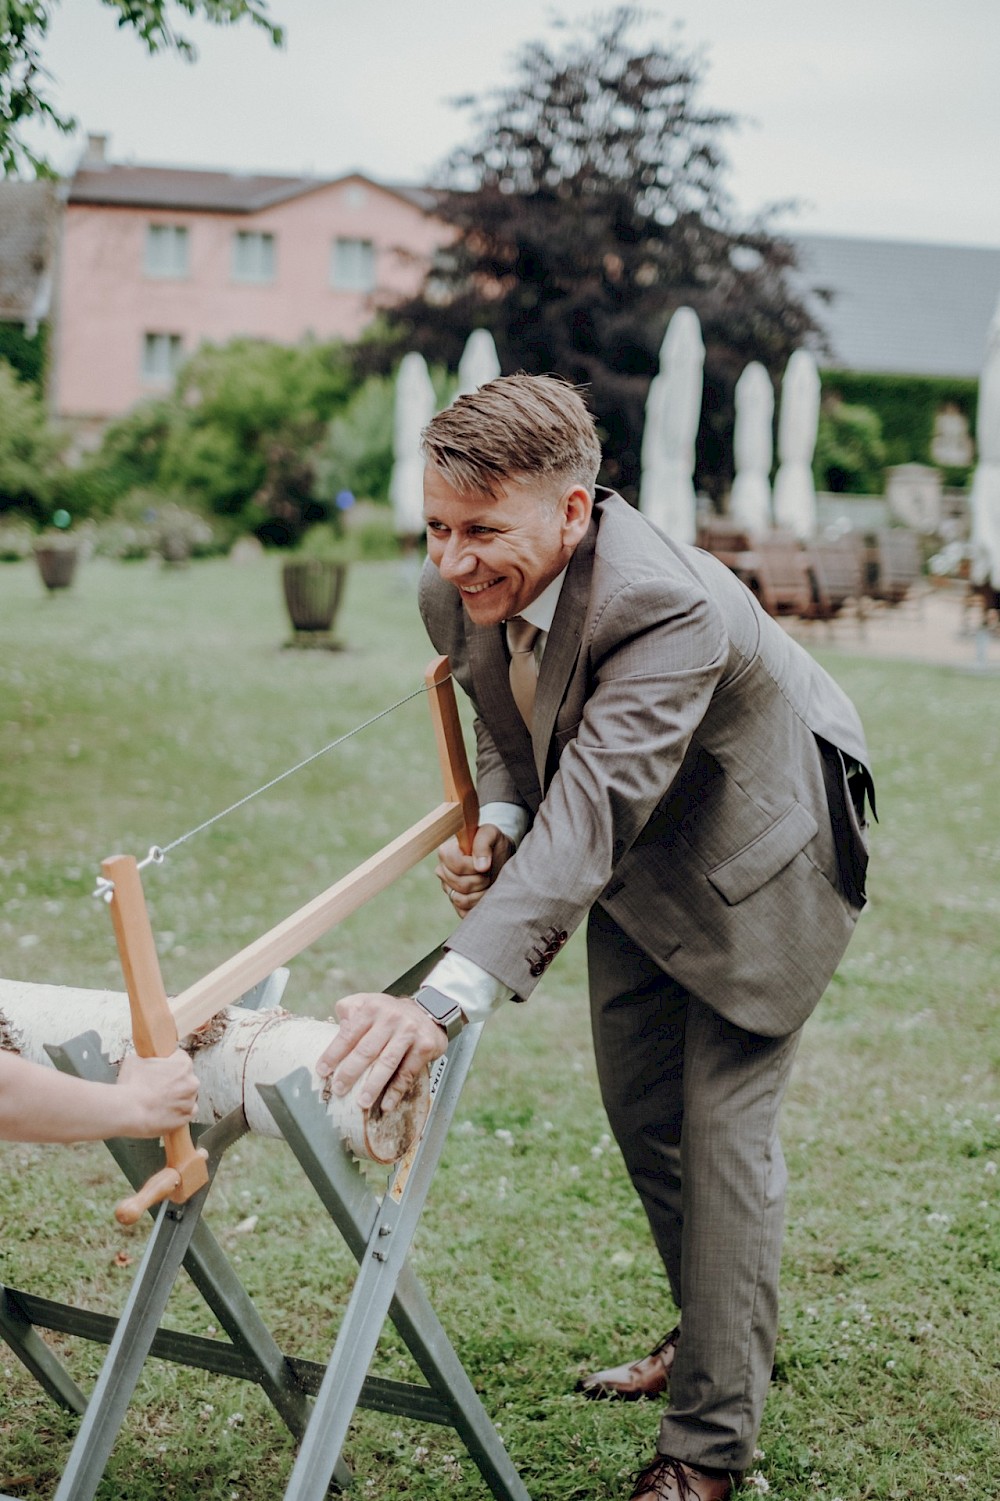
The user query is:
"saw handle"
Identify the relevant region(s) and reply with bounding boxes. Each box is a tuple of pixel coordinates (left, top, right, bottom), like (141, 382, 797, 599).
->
(424, 656, 479, 855)
(101, 854, 209, 1225)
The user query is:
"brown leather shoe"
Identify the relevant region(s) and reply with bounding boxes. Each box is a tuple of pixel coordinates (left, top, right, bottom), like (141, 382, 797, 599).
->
(629, 1452, 743, 1500)
(576, 1326, 681, 1400)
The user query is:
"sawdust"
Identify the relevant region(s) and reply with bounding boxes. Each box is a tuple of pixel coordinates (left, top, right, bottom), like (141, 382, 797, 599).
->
(183, 1013, 229, 1052)
(0, 1010, 22, 1054)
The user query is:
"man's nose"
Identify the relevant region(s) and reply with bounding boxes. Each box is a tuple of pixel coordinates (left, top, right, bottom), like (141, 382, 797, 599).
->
(439, 536, 476, 579)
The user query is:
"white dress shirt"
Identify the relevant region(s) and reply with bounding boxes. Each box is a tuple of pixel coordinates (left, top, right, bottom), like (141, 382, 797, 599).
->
(424, 567, 568, 1025)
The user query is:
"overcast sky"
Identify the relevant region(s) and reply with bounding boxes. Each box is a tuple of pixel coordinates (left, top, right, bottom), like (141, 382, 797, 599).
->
(24, 0, 1000, 248)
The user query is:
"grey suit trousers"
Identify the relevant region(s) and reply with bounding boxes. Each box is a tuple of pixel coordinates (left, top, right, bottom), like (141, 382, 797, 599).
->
(587, 901, 802, 1473)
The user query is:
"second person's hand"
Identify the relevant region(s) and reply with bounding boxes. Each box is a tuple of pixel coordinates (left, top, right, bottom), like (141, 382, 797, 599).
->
(435, 822, 513, 916)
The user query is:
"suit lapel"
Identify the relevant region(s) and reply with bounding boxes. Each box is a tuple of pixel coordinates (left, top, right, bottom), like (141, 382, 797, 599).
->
(530, 516, 595, 786)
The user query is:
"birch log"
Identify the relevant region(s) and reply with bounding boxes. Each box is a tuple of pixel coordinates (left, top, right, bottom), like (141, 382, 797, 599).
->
(0, 980, 429, 1165)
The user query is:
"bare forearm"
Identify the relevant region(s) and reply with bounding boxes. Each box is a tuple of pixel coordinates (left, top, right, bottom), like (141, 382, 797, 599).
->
(0, 1050, 198, 1143)
(1, 1055, 136, 1142)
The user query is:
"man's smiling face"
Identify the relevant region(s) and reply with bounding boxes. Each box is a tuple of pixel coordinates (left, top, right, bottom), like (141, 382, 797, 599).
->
(423, 463, 592, 627)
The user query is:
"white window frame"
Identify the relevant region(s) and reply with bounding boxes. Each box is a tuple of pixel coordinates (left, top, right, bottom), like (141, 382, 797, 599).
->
(141, 332, 184, 383)
(144, 224, 189, 279)
(232, 230, 276, 283)
(330, 237, 376, 292)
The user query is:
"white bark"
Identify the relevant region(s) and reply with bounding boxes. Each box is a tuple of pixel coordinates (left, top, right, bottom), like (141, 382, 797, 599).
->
(0, 980, 429, 1165)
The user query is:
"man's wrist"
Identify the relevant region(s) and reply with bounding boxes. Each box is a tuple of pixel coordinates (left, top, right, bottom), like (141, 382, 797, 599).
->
(411, 985, 467, 1041)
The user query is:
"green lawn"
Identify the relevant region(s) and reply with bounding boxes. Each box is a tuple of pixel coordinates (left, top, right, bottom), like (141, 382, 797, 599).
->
(1, 555, 998, 1499)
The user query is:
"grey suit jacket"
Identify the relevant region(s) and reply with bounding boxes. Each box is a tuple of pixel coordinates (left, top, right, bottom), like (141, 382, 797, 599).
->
(419, 491, 874, 1037)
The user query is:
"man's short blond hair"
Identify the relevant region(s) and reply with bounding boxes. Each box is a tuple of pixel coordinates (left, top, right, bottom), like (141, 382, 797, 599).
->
(421, 373, 602, 501)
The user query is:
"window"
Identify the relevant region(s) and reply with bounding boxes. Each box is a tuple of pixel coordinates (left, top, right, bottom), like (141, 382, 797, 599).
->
(141, 332, 184, 383)
(330, 237, 376, 292)
(144, 224, 189, 278)
(232, 230, 276, 282)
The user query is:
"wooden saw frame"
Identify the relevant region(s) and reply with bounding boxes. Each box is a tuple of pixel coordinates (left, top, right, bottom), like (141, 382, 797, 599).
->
(0, 656, 533, 1501)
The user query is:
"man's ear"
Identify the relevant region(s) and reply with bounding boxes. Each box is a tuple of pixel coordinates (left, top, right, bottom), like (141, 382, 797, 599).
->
(560, 485, 593, 547)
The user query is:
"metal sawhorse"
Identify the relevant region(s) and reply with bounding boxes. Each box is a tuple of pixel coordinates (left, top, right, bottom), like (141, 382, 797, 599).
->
(1, 958, 530, 1499)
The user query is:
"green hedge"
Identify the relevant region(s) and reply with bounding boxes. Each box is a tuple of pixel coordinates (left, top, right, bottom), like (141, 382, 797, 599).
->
(0, 321, 46, 388)
(819, 369, 978, 479)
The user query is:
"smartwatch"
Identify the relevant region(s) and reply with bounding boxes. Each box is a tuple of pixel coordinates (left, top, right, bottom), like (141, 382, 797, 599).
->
(411, 985, 466, 1041)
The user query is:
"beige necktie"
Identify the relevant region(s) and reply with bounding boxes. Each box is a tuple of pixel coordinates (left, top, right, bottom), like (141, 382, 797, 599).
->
(506, 616, 541, 729)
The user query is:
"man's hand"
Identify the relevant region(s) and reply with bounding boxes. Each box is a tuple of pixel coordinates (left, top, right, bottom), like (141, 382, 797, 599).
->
(316, 993, 448, 1112)
(435, 822, 514, 917)
(115, 1051, 199, 1138)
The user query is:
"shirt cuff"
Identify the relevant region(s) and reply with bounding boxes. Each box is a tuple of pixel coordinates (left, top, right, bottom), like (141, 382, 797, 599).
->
(478, 801, 530, 849)
(423, 950, 514, 1026)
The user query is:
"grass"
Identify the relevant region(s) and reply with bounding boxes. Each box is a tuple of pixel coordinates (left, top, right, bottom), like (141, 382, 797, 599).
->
(1, 553, 998, 1500)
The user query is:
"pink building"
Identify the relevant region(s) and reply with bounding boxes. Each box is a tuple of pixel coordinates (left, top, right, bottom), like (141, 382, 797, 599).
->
(51, 137, 447, 430)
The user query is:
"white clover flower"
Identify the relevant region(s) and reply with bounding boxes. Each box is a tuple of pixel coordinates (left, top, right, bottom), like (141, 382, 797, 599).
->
(984, 1160, 997, 1175)
(746, 1473, 770, 1493)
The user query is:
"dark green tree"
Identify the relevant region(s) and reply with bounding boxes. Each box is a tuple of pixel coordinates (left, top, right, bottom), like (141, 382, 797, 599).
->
(374, 7, 823, 502)
(1, 0, 281, 176)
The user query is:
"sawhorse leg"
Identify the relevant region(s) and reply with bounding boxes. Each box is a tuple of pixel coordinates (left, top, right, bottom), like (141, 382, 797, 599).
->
(50, 1024, 316, 1437)
(0, 1283, 87, 1415)
(262, 1021, 531, 1501)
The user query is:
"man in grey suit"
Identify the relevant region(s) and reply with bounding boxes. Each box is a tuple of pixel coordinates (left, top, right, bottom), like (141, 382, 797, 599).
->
(318, 374, 874, 1500)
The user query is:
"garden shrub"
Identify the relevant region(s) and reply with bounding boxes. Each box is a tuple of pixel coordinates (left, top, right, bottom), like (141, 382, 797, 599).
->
(814, 398, 886, 494)
(819, 369, 978, 483)
(0, 358, 63, 521)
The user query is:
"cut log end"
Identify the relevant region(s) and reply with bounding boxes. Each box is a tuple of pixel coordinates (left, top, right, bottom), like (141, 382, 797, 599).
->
(329, 1068, 431, 1165)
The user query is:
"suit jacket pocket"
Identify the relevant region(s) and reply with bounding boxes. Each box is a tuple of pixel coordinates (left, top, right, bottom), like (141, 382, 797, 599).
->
(706, 802, 818, 905)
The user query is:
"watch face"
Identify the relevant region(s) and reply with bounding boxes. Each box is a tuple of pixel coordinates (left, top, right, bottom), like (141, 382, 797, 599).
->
(417, 987, 454, 1021)
(415, 987, 463, 1037)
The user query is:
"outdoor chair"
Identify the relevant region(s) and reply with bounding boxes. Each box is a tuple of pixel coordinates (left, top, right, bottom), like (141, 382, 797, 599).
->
(695, 517, 761, 589)
(696, 517, 755, 561)
(803, 534, 867, 632)
(747, 532, 813, 617)
(867, 527, 924, 609)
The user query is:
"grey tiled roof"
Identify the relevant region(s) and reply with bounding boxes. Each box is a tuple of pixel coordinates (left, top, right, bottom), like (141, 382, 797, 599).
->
(789, 232, 1000, 380)
(68, 164, 434, 215)
(0, 180, 61, 324)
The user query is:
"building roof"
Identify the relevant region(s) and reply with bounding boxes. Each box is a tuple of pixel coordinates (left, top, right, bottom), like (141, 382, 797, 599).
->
(68, 162, 435, 215)
(789, 232, 1000, 380)
(0, 179, 61, 327)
